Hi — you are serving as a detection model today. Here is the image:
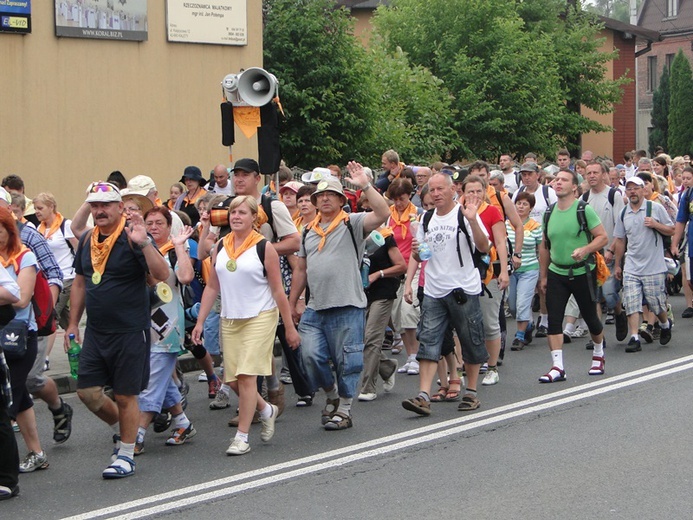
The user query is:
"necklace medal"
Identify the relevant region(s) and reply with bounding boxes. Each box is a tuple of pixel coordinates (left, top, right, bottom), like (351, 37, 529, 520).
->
(92, 272, 102, 285)
(226, 259, 237, 272)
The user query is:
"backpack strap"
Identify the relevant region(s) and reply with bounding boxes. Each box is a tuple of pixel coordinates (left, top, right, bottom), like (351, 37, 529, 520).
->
(542, 202, 557, 251)
(301, 219, 360, 266)
(214, 238, 268, 276)
(422, 208, 434, 233)
(494, 189, 507, 220)
(542, 185, 550, 206)
(608, 187, 617, 207)
(260, 194, 277, 242)
(59, 219, 75, 257)
(581, 190, 590, 202)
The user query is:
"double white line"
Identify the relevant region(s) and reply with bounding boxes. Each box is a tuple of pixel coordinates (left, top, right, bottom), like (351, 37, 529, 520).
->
(63, 355, 693, 520)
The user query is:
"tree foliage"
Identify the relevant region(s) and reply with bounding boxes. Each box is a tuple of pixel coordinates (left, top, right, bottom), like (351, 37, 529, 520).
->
(649, 66, 669, 156)
(583, 0, 641, 23)
(372, 0, 629, 160)
(667, 50, 693, 156)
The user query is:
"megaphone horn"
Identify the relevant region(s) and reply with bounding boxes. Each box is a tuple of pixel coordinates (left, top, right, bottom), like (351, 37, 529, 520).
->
(237, 67, 278, 107)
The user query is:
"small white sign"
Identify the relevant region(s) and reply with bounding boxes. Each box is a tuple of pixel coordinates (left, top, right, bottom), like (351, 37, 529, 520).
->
(166, 0, 246, 46)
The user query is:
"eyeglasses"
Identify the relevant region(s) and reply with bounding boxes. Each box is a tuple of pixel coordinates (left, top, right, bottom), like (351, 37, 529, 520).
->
(89, 182, 118, 193)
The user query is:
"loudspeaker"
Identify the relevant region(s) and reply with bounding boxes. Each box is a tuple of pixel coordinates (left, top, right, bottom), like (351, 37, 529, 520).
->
(236, 67, 278, 107)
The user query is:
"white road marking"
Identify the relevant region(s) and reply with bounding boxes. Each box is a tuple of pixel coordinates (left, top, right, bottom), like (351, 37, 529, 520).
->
(62, 355, 693, 520)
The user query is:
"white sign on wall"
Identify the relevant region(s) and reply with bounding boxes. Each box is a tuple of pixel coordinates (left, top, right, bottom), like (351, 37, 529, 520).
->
(166, 0, 246, 46)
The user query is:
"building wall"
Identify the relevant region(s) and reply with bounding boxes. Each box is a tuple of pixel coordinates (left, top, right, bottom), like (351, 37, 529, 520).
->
(636, 35, 693, 151)
(0, 1, 262, 216)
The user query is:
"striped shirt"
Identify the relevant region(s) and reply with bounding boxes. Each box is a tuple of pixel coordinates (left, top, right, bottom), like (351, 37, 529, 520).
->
(506, 219, 543, 272)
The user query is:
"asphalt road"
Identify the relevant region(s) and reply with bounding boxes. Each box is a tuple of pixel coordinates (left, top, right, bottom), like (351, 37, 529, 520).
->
(4, 293, 693, 519)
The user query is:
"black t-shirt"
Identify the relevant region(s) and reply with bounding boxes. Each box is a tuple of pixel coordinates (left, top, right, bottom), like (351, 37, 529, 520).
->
(74, 229, 150, 333)
(366, 235, 400, 303)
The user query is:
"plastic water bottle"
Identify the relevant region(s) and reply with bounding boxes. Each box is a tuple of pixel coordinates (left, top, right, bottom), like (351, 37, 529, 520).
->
(67, 333, 81, 380)
(361, 257, 371, 288)
(410, 220, 432, 260)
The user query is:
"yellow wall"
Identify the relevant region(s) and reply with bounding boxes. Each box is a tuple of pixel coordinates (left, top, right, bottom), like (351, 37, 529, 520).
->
(581, 29, 615, 158)
(0, 1, 262, 216)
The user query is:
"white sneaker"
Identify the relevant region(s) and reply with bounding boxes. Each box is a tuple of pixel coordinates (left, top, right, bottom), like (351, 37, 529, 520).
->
(209, 390, 230, 410)
(564, 327, 587, 339)
(260, 404, 278, 442)
(226, 438, 251, 456)
(407, 360, 420, 375)
(397, 361, 412, 373)
(197, 371, 208, 382)
(482, 369, 499, 386)
(383, 363, 397, 393)
(358, 392, 377, 401)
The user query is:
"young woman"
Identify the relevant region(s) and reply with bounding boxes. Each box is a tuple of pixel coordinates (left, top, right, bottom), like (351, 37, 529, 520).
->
(192, 196, 300, 455)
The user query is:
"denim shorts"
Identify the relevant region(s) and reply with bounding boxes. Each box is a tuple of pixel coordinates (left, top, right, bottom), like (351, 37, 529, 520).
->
(138, 352, 182, 413)
(417, 292, 488, 365)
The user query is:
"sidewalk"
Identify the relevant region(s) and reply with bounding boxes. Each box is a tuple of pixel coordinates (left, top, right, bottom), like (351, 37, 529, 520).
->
(46, 330, 201, 395)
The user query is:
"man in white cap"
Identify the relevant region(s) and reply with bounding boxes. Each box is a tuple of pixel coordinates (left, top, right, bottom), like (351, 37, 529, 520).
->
(613, 176, 674, 353)
(65, 182, 168, 480)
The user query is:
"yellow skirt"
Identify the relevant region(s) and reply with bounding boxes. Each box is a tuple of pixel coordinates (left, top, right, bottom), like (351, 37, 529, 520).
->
(220, 308, 279, 382)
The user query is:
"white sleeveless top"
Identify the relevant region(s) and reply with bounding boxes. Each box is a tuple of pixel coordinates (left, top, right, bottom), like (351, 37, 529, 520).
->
(215, 242, 276, 319)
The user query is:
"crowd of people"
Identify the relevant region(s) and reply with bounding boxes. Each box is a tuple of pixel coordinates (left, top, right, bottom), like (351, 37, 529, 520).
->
(0, 146, 690, 497)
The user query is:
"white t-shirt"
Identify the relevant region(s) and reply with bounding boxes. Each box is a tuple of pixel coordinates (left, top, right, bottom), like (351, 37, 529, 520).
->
(503, 171, 519, 193)
(205, 182, 234, 196)
(44, 218, 76, 280)
(417, 203, 487, 298)
(512, 184, 558, 223)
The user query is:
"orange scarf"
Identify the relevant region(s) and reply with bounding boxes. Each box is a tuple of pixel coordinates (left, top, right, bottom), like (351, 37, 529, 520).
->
(307, 210, 349, 251)
(523, 218, 540, 232)
(158, 241, 175, 256)
(257, 205, 269, 228)
(389, 202, 416, 239)
(223, 230, 264, 261)
(1, 246, 30, 273)
(649, 191, 660, 201)
(91, 217, 126, 277)
(167, 199, 176, 210)
(379, 226, 394, 239)
(183, 188, 207, 205)
(291, 208, 301, 221)
(38, 213, 64, 240)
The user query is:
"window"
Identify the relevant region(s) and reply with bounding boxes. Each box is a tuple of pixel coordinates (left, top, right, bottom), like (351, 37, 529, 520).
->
(667, 0, 678, 17)
(666, 53, 675, 70)
(648, 56, 658, 92)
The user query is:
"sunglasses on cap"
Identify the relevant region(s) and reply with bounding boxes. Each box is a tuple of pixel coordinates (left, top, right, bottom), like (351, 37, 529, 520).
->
(89, 182, 118, 193)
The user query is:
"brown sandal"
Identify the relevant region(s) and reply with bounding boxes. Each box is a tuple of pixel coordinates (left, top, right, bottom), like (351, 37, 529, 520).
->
(445, 378, 462, 402)
(430, 386, 449, 402)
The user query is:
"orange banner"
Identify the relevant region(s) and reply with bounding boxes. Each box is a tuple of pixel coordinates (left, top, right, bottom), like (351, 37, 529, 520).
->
(233, 106, 261, 139)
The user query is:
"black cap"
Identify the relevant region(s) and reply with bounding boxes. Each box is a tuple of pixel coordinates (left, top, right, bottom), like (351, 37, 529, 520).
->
(180, 166, 204, 183)
(232, 158, 260, 174)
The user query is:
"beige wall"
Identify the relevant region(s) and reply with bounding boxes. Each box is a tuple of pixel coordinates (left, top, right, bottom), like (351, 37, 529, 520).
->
(0, 1, 262, 216)
(581, 29, 615, 158)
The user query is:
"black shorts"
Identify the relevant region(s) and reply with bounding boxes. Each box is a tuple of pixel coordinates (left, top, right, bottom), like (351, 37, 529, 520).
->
(7, 332, 38, 417)
(77, 328, 151, 396)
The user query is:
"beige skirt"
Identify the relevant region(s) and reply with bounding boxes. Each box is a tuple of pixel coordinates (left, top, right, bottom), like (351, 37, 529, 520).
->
(220, 308, 279, 382)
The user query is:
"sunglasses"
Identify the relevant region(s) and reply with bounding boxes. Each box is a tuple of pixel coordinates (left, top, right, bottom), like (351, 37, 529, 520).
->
(89, 183, 118, 193)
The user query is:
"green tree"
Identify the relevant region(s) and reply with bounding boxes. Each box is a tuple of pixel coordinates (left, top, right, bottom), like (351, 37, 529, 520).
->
(649, 66, 670, 156)
(668, 50, 693, 156)
(263, 0, 378, 167)
(372, 0, 628, 159)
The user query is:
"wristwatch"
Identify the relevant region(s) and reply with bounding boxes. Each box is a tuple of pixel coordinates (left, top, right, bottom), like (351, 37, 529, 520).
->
(513, 253, 522, 259)
(138, 237, 153, 249)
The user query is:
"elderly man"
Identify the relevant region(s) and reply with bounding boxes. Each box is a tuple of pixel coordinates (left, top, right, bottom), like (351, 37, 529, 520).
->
(289, 164, 390, 430)
(65, 182, 168, 479)
(411, 167, 432, 208)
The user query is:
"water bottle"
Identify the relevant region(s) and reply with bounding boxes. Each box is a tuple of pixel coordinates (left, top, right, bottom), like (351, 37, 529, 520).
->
(361, 257, 371, 288)
(410, 220, 432, 260)
(67, 333, 81, 380)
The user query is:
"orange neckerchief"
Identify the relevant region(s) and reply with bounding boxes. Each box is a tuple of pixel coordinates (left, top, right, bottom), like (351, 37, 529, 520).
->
(183, 188, 207, 205)
(158, 241, 175, 256)
(155, 197, 163, 207)
(307, 210, 349, 251)
(257, 205, 269, 228)
(389, 202, 417, 239)
(291, 208, 300, 221)
(91, 217, 127, 277)
(38, 213, 64, 240)
(379, 226, 394, 239)
(477, 201, 490, 214)
(1, 246, 30, 273)
(523, 218, 540, 232)
(391, 162, 406, 180)
(649, 192, 660, 202)
(167, 199, 176, 210)
(223, 230, 264, 261)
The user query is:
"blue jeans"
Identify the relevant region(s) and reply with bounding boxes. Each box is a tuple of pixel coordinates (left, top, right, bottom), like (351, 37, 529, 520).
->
(138, 352, 182, 413)
(298, 306, 365, 399)
(508, 269, 539, 323)
(203, 310, 220, 356)
(598, 261, 622, 311)
(418, 292, 488, 365)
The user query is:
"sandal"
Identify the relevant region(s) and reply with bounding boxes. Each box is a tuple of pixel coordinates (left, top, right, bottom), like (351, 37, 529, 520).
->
(445, 378, 462, 402)
(430, 386, 449, 403)
(324, 411, 353, 430)
(588, 356, 605, 376)
(102, 455, 135, 479)
(538, 366, 566, 383)
(457, 393, 481, 411)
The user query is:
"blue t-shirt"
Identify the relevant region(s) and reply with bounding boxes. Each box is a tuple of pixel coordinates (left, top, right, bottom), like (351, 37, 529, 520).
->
(675, 187, 693, 256)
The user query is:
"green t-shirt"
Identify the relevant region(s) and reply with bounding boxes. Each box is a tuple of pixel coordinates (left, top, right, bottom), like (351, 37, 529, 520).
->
(546, 200, 601, 276)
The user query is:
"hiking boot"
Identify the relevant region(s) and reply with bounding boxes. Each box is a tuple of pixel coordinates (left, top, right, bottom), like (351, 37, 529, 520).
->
(209, 391, 231, 410)
(511, 337, 525, 351)
(615, 311, 628, 342)
(626, 337, 642, 353)
(535, 324, 548, 338)
(660, 320, 672, 345)
(652, 323, 661, 341)
(166, 424, 197, 446)
(19, 451, 49, 473)
(639, 324, 653, 344)
(402, 396, 431, 416)
(482, 369, 499, 386)
(524, 323, 533, 344)
(52, 400, 73, 444)
(207, 377, 221, 399)
(153, 412, 172, 433)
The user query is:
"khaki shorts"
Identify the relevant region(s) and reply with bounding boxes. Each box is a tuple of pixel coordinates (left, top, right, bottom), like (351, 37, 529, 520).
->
(392, 279, 420, 331)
